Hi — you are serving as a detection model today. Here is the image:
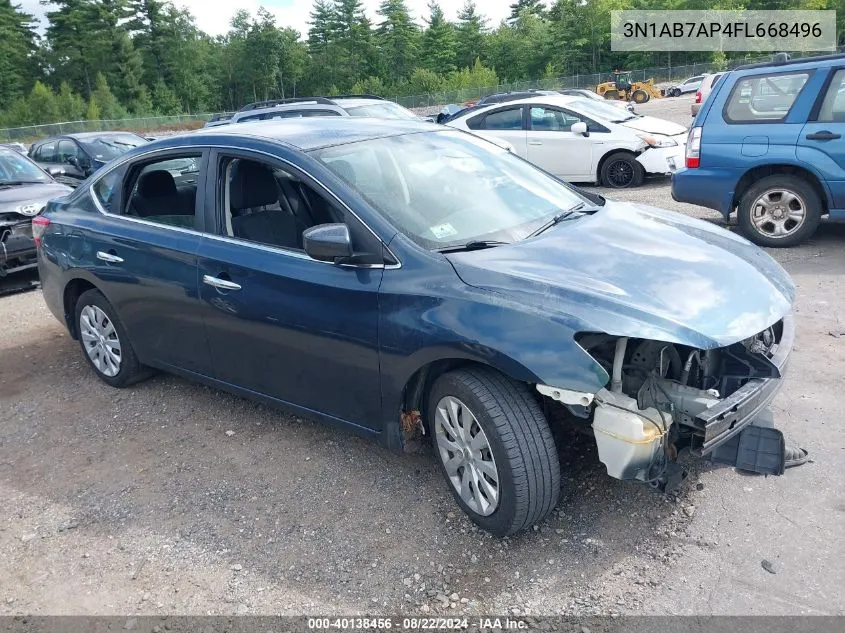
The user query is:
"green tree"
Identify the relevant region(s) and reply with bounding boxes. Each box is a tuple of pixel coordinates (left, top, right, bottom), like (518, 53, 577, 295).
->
(420, 2, 457, 74)
(85, 97, 101, 121)
(0, 0, 39, 111)
(455, 1, 488, 70)
(151, 79, 182, 114)
(56, 81, 87, 121)
(28, 81, 60, 125)
(90, 72, 128, 120)
(376, 0, 420, 83)
(508, 0, 546, 22)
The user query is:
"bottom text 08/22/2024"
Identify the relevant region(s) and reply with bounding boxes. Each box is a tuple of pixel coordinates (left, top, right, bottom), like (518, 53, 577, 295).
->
(307, 617, 530, 630)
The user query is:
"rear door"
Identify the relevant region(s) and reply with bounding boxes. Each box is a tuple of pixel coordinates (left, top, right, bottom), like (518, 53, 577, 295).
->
(76, 149, 214, 375)
(465, 105, 528, 157)
(525, 105, 593, 180)
(799, 67, 845, 210)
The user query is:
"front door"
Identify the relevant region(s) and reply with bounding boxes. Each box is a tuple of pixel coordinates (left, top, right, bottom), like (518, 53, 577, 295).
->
(526, 105, 593, 180)
(196, 150, 384, 429)
(798, 67, 845, 211)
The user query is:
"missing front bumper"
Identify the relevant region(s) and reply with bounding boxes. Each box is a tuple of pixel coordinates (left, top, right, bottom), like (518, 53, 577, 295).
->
(697, 313, 794, 455)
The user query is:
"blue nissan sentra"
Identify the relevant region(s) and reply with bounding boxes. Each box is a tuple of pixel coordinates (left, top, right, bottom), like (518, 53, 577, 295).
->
(35, 118, 796, 535)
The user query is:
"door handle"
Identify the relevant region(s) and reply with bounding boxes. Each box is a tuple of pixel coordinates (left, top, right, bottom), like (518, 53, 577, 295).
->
(528, 141, 543, 146)
(203, 274, 241, 291)
(806, 130, 841, 141)
(96, 251, 124, 264)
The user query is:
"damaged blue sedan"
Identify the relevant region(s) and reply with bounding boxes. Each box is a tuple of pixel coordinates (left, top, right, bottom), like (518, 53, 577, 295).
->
(35, 119, 797, 535)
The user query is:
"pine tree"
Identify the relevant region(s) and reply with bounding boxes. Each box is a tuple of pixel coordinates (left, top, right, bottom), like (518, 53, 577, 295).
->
(509, 0, 546, 23)
(376, 0, 420, 82)
(28, 81, 60, 125)
(455, 1, 488, 70)
(91, 73, 127, 120)
(56, 81, 87, 121)
(420, 2, 457, 74)
(0, 0, 39, 110)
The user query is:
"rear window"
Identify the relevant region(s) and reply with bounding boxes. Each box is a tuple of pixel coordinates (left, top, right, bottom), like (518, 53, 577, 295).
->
(724, 72, 810, 123)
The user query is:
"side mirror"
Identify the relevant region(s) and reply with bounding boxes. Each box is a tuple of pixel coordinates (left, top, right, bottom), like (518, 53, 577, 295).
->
(303, 223, 353, 263)
(571, 121, 589, 137)
(67, 156, 80, 168)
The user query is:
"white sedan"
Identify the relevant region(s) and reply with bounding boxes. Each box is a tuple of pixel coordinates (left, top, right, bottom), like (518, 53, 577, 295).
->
(446, 95, 687, 188)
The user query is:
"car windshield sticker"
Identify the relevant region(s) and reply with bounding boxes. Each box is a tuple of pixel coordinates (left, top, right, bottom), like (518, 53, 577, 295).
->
(430, 223, 458, 239)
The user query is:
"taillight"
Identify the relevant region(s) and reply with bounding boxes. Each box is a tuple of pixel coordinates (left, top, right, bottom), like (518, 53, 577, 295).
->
(32, 215, 51, 247)
(695, 90, 702, 103)
(685, 127, 702, 168)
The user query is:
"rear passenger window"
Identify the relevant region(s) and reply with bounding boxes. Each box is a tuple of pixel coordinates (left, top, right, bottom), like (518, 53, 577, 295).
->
(817, 69, 845, 123)
(468, 107, 523, 131)
(122, 154, 202, 229)
(92, 169, 122, 213)
(724, 72, 809, 123)
(35, 142, 57, 163)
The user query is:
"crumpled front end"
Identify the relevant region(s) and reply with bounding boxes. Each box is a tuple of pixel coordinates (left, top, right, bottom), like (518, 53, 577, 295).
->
(0, 213, 37, 276)
(540, 314, 795, 487)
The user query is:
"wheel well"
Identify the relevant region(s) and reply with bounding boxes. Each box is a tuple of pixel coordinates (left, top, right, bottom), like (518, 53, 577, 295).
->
(597, 149, 638, 182)
(63, 278, 97, 339)
(402, 359, 516, 432)
(733, 165, 829, 214)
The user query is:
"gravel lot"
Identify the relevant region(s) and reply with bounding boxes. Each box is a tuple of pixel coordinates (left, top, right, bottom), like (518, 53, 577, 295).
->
(1, 95, 844, 617)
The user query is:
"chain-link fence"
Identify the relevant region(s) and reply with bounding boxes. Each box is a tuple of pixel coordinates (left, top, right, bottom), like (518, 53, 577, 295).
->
(0, 114, 214, 144)
(395, 48, 845, 110)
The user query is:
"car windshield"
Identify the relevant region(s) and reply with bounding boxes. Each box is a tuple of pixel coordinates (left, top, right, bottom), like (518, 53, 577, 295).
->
(311, 130, 587, 250)
(345, 102, 420, 120)
(80, 134, 147, 161)
(0, 148, 50, 185)
(567, 98, 637, 122)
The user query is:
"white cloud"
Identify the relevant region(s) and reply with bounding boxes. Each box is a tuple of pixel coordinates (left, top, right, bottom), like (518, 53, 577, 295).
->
(21, 0, 514, 38)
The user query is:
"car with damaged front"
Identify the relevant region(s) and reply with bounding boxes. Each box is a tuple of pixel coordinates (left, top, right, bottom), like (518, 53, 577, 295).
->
(1, 147, 73, 277)
(35, 118, 796, 536)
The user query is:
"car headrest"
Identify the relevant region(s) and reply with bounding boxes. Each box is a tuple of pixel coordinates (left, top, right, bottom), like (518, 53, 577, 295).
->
(230, 160, 278, 210)
(330, 159, 356, 185)
(138, 170, 177, 198)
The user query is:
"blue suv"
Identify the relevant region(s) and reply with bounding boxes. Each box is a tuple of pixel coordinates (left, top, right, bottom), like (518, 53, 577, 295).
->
(672, 53, 845, 247)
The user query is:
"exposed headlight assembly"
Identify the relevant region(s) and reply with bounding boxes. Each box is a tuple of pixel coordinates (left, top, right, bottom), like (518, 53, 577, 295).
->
(637, 134, 678, 148)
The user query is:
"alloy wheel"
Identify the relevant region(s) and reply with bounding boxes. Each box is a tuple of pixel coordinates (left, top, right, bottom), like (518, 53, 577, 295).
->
(750, 189, 807, 239)
(434, 396, 500, 516)
(607, 159, 635, 188)
(80, 305, 122, 377)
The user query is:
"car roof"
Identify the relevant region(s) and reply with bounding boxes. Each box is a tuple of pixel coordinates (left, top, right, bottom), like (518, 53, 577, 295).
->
(231, 103, 347, 121)
(454, 94, 581, 117)
(734, 52, 845, 72)
(35, 131, 145, 144)
(178, 117, 439, 151)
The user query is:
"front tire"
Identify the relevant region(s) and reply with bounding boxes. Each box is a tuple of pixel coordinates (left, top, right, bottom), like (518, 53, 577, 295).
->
(737, 175, 822, 247)
(632, 89, 649, 104)
(600, 152, 644, 188)
(428, 368, 560, 536)
(603, 89, 619, 100)
(75, 289, 149, 387)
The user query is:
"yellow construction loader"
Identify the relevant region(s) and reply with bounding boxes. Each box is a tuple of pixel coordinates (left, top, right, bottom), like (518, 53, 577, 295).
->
(596, 71, 664, 104)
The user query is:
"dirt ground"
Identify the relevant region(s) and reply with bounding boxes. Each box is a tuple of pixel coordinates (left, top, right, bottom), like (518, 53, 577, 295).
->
(1, 95, 844, 617)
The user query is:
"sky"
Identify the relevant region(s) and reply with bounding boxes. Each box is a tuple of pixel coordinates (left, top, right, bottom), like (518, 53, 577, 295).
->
(19, 0, 517, 38)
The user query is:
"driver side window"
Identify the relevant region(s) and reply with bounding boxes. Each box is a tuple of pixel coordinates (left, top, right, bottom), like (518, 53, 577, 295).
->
(57, 140, 81, 165)
(529, 106, 583, 132)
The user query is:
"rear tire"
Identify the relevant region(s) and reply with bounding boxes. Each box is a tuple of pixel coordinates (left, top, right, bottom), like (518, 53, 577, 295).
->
(737, 175, 822, 247)
(600, 152, 644, 188)
(75, 289, 150, 387)
(428, 368, 560, 536)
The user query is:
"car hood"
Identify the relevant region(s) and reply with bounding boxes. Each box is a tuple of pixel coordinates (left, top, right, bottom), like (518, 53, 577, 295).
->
(447, 201, 794, 349)
(0, 182, 73, 212)
(620, 116, 687, 136)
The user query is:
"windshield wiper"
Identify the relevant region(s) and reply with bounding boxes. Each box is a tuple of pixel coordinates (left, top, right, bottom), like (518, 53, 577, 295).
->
(437, 240, 510, 253)
(0, 180, 45, 186)
(527, 203, 595, 238)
